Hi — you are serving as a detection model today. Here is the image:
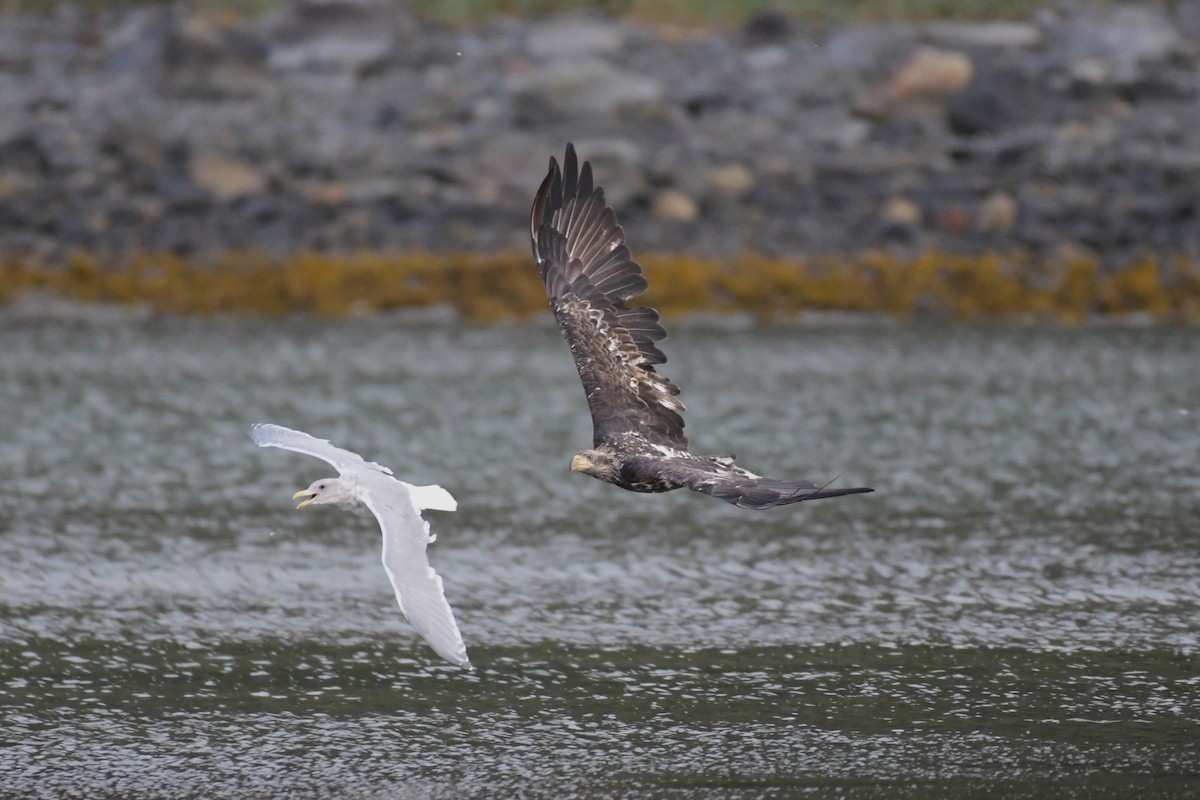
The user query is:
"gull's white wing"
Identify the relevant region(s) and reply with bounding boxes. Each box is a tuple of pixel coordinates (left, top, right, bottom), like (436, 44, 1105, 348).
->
(250, 423, 393, 476)
(363, 486, 470, 668)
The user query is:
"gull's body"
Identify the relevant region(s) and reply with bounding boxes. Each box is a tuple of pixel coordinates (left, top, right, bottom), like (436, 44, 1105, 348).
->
(250, 423, 469, 668)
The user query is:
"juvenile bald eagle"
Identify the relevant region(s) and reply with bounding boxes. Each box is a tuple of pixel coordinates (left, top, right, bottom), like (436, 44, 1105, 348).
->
(530, 144, 874, 510)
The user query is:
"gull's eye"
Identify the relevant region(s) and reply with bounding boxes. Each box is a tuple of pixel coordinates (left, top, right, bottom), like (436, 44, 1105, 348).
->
(318, 483, 326, 490)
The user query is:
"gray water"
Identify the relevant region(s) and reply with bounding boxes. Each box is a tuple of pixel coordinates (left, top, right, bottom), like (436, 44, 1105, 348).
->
(1, 312, 1198, 799)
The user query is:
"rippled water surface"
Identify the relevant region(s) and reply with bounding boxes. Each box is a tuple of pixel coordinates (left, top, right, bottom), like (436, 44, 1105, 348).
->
(2, 314, 1198, 798)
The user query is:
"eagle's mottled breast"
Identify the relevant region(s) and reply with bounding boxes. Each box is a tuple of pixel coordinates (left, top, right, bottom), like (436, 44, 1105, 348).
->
(618, 459, 679, 493)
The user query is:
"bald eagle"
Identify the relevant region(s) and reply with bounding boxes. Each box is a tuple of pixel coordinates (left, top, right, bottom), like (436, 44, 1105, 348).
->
(529, 144, 873, 510)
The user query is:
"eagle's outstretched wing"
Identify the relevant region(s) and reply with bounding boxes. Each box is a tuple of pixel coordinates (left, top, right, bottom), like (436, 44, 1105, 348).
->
(633, 455, 875, 510)
(530, 143, 687, 450)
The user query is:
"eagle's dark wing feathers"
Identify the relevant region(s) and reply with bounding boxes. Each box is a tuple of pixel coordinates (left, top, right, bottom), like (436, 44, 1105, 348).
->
(532, 143, 684, 449)
(630, 455, 875, 510)
(551, 292, 683, 447)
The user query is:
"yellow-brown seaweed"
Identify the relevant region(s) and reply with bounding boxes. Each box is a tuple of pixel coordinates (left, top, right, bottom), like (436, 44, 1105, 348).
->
(3, 249, 1198, 322)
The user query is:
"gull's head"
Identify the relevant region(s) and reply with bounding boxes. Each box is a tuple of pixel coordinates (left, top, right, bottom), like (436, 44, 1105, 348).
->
(293, 478, 349, 509)
(570, 449, 619, 482)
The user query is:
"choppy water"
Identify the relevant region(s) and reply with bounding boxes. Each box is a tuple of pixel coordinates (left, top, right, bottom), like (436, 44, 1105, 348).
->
(1, 312, 1198, 798)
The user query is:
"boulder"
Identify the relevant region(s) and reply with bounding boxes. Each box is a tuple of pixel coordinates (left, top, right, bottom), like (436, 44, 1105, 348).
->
(854, 48, 974, 120)
(261, 0, 410, 74)
(99, 123, 167, 172)
(652, 189, 700, 222)
(160, 14, 270, 99)
(742, 11, 793, 46)
(977, 190, 1018, 233)
(947, 67, 1053, 136)
(188, 151, 267, 200)
(881, 196, 923, 227)
(707, 163, 755, 198)
(508, 58, 665, 125)
(0, 131, 52, 175)
(526, 14, 624, 59)
(0, 170, 35, 200)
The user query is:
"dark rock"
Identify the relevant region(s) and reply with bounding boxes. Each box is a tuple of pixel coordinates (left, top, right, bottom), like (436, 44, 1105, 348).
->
(947, 67, 1054, 136)
(105, 7, 171, 75)
(99, 123, 166, 172)
(743, 11, 792, 46)
(161, 14, 270, 99)
(154, 173, 213, 215)
(0, 132, 52, 175)
(26, 92, 71, 115)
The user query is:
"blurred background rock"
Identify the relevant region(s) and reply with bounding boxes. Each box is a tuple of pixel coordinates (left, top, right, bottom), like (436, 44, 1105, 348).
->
(0, 0, 1197, 277)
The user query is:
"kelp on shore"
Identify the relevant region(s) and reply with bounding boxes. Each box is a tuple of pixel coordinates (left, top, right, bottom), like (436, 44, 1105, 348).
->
(3, 249, 1198, 322)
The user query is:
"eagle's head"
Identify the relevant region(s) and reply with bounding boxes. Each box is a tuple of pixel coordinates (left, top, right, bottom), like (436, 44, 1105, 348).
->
(570, 449, 621, 482)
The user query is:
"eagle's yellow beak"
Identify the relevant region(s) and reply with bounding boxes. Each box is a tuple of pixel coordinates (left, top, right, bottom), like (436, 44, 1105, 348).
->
(570, 453, 592, 472)
(293, 489, 315, 509)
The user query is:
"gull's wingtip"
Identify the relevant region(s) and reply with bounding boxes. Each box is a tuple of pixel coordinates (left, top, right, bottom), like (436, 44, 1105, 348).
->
(250, 422, 294, 447)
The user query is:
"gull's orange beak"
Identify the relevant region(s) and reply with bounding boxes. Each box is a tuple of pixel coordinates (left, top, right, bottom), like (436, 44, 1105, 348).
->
(293, 489, 316, 509)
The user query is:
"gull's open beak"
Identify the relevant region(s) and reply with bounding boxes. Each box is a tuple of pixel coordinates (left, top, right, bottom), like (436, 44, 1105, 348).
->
(293, 489, 316, 509)
(570, 454, 592, 472)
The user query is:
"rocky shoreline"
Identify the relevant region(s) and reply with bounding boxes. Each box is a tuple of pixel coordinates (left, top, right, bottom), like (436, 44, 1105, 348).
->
(1, 1, 1199, 272)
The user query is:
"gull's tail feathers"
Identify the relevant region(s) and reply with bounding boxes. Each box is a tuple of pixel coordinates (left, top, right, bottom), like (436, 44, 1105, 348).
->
(406, 483, 458, 512)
